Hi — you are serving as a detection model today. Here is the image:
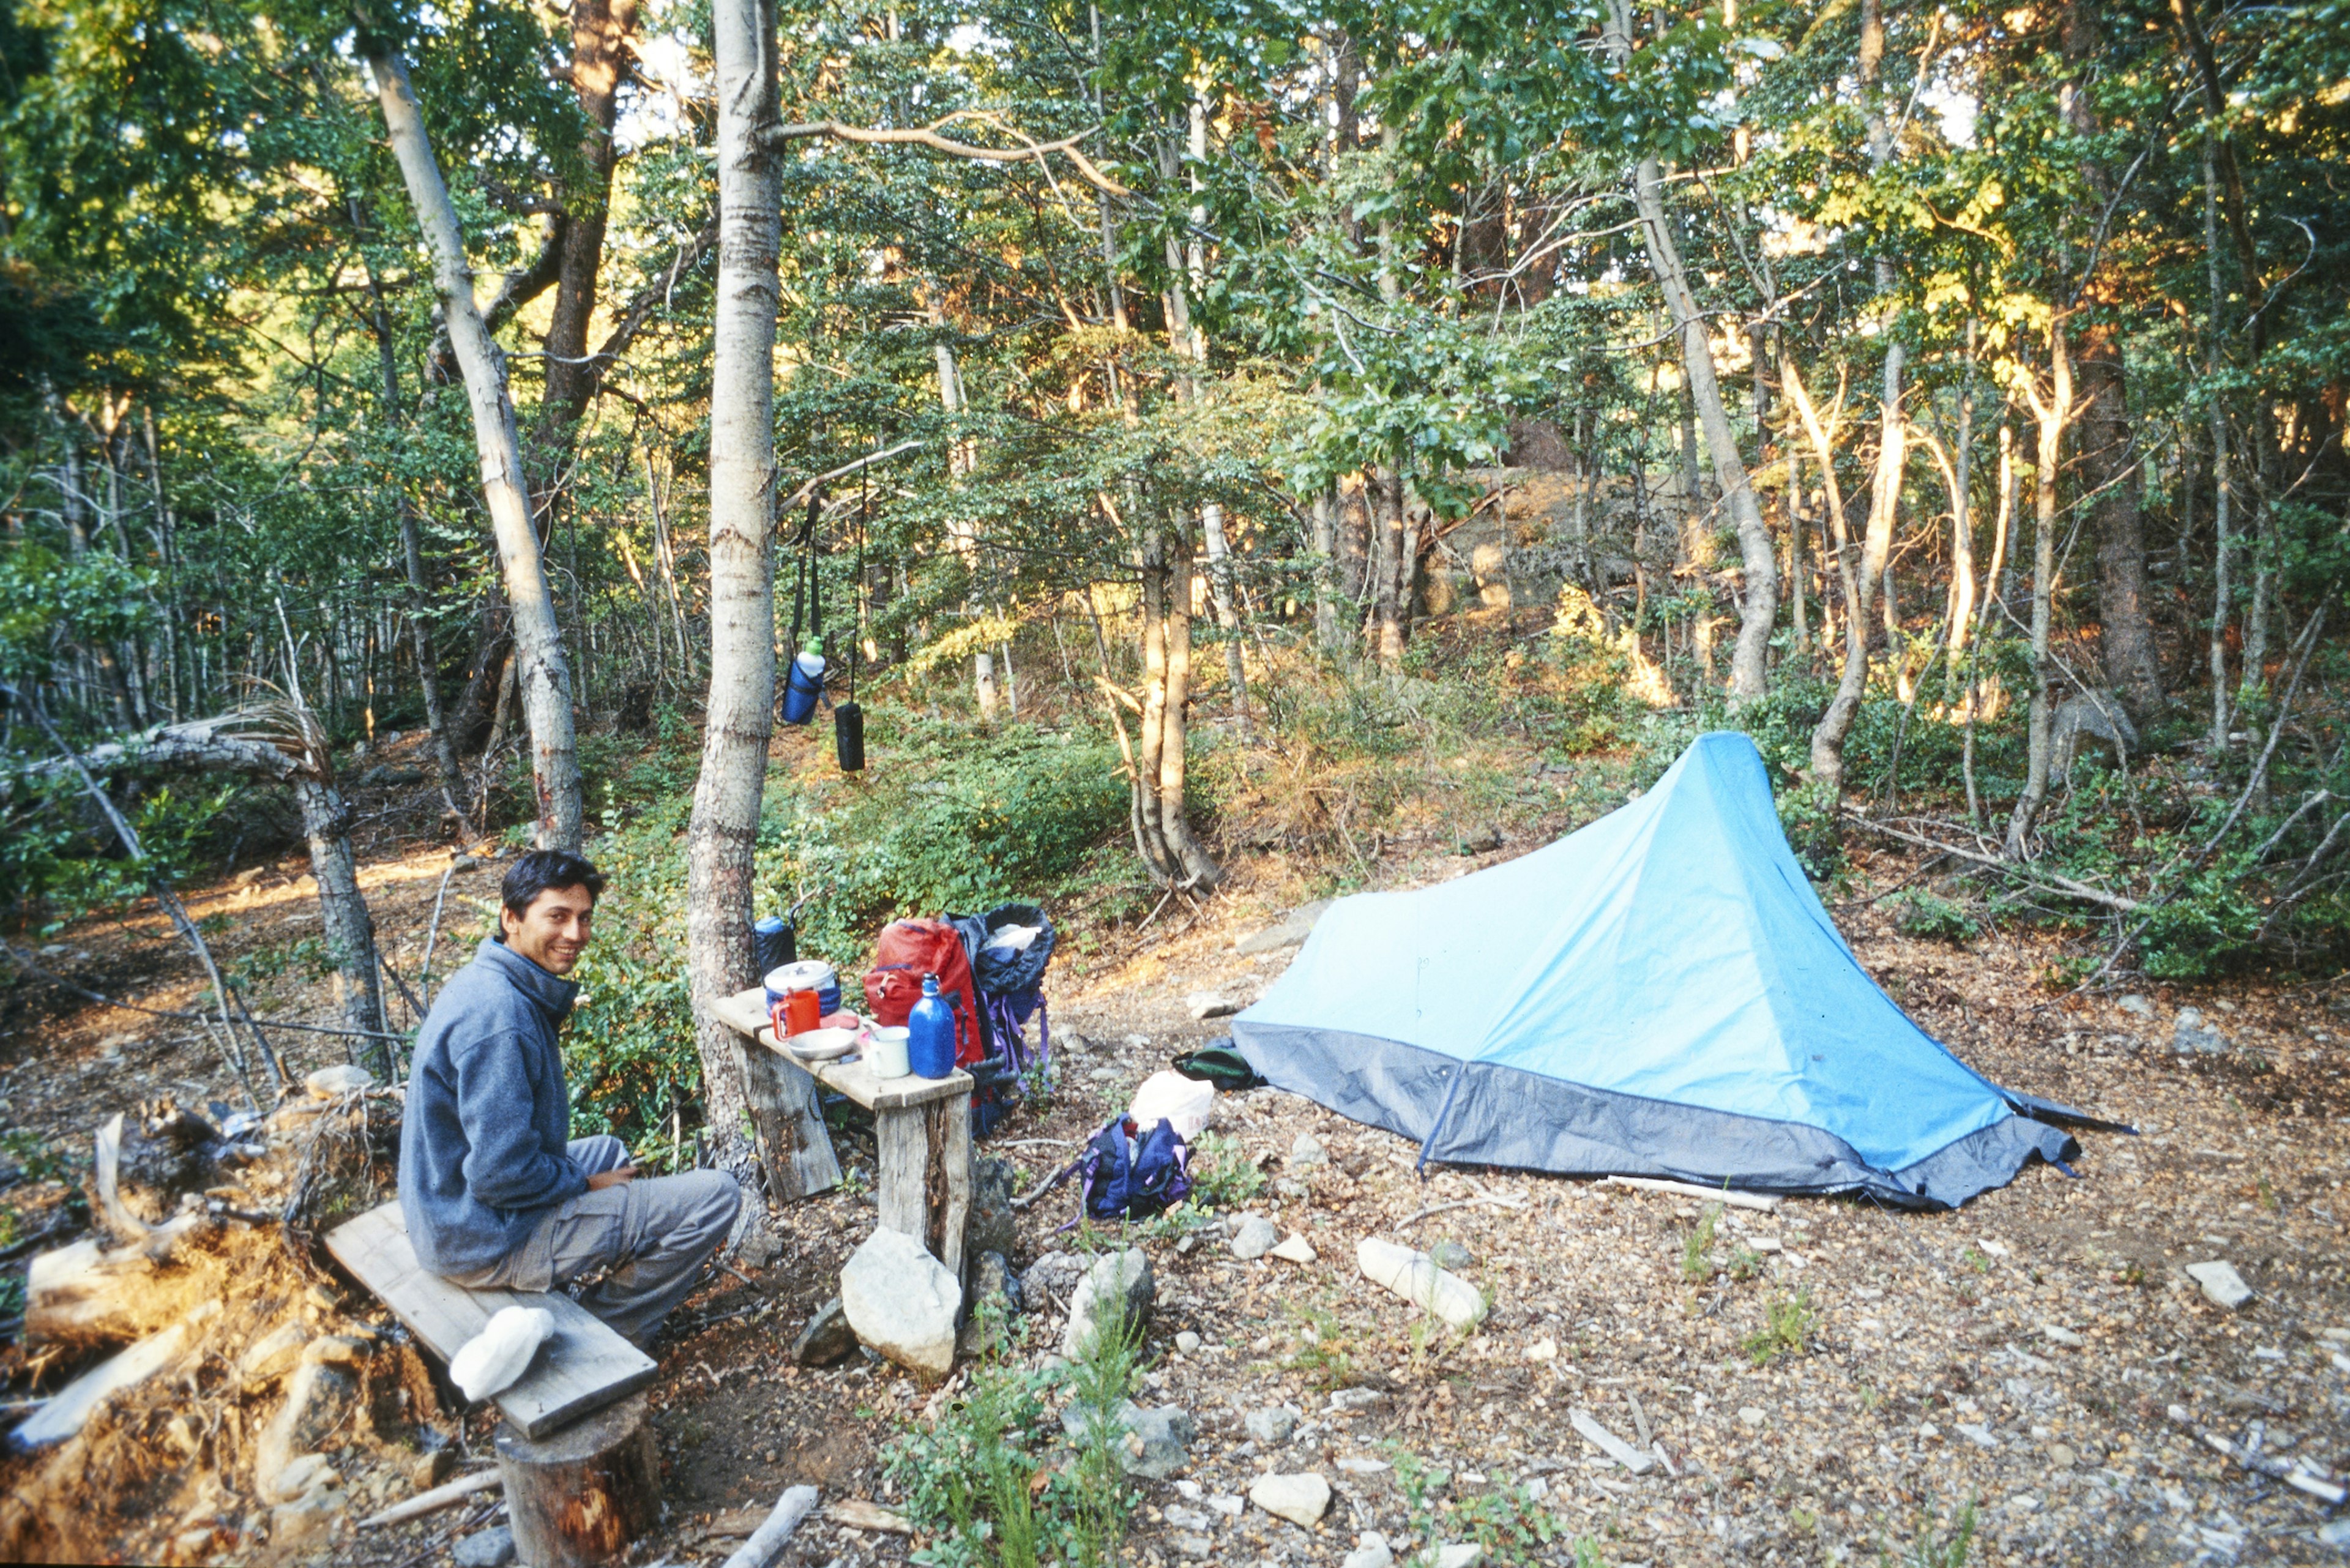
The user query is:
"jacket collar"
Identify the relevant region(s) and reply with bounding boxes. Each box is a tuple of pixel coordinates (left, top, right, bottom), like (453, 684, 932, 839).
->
(475, 936, 580, 1023)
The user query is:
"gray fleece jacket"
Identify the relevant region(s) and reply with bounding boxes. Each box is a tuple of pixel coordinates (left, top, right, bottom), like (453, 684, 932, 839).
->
(398, 938, 588, 1275)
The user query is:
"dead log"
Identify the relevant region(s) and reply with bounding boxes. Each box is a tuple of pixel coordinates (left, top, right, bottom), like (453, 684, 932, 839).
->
(493, 1392, 660, 1568)
(25, 1213, 219, 1348)
(357, 1466, 504, 1529)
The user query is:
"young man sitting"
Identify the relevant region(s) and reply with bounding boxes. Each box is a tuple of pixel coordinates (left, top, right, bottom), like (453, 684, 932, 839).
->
(398, 849, 739, 1348)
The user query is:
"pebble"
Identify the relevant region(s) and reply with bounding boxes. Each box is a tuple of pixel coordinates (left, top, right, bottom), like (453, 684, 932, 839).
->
(2046, 1443, 2078, 1468)
(1247, 1473, 1331, 1528)
(1289, 1132, 1328, 1168)
(1186, 991, 1241, 1021)
(1338, 1456, 1391, 1474)
(1207, 1494, 1244, 1517)
(1343, 1532, 1395, 1568)
(1269, 1233, 1318, 1264)
(2173, 1007, 2230, 1054)
(1433, 1547, 1485, 1568)
(1163, 1504, 1212, 1531)
(1956, 1422, 2001, 1450)
(1748, 1237, 1783, 1254)
(1327, 1387, 1386, 1413)
(1737, 1407, 1765, 1427)
(2040, 1323, 2085, 1348)
(1427, 1239, 1476, 1271)
(2185, 1260, 2254, 1309)
(1174, 1331, 1202, 1354)
(1244, 1406, 1298, 1443)
(1062, 1249, 1156, 1359)
(1229, 1215, 1280, 1260)
(1089, 1067, 1117, 1083)
(1525, 1337, 1558, 1361)
(2118, 994, 2155, 1017)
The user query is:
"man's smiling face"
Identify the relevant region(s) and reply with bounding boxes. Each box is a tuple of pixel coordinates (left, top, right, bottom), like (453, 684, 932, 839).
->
(501, 883, 597, 976)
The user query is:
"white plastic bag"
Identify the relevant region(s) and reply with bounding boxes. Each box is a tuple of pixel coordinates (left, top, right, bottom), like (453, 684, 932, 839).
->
(448, 1304, 554, 1403)
(1127, 1069, 1215, 1141)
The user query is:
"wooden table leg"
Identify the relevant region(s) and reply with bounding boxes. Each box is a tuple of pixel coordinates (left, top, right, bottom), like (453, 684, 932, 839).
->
(875, 1094, 974, 1290)
(735, 1036, 842, 1201)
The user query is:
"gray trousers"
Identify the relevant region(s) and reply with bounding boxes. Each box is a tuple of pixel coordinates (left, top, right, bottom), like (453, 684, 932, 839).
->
(451, 1135, 740, 1347)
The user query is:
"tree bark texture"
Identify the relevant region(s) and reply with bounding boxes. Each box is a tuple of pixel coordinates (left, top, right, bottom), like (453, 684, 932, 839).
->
(539, 0, 643, 440)
(1613, 7, 1775, 704)
(367, 51, 584, 851)
(2006, 326, 2072, 856)
(685, 0, 781, 1173)
(292, 776, 389, 1071)
(2203, 141, 2235, 751)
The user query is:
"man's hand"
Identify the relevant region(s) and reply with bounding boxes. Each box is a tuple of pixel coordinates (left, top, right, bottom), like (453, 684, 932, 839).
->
(584, 1165, 637, 1192)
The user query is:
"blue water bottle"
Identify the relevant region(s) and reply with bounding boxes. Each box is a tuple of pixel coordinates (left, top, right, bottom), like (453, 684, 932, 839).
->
(780, 638, 826, 725)
(907, 974, 957, 1078)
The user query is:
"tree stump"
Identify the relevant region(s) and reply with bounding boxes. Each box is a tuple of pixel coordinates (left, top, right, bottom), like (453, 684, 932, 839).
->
(493, 1394, 659, 1568)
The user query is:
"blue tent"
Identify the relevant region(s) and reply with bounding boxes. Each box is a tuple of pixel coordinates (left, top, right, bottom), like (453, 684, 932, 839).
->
(1230, 732, 2084, 1208)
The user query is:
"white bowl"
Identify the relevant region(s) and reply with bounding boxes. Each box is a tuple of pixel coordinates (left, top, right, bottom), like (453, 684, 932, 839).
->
(784, 1026, 859, 1061)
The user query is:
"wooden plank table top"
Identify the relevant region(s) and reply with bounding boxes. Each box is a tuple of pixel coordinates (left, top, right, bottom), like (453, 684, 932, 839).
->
(325, 1202, 657, 1439)
(713, 987, 973, 1110)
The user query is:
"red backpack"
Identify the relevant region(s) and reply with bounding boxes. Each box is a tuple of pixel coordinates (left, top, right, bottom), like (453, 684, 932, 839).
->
(862, 919, 983, 1067)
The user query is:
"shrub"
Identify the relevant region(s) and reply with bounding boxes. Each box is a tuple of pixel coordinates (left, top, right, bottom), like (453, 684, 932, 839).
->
(1890, 889, 1982, 944)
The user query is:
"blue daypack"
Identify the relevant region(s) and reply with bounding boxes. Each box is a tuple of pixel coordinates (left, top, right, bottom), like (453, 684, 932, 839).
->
(1039, 1115, 1193, 1224)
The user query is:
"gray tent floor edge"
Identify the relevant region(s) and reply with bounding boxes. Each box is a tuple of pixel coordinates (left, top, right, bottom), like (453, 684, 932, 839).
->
(1231, 1022, 2081, 1211)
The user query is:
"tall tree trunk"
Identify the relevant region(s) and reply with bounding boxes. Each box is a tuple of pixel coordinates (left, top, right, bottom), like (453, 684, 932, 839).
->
(2061, 0, 2165, 718)
(1805, 0, 1903, 790)
(1611, 0, 1775, 704)
(1157, 517, 1220, 886)
(685, 0, 781, 1174)
(1311, 489, 1341, 655)
(293, 775, 390, 1073)
(1370, 466, 1410, 671)
(2005, 324, 2073, 856)
(366, 50, 584, 851)
(2203, 141, 2235, 751)
(539, 0, 642, 441)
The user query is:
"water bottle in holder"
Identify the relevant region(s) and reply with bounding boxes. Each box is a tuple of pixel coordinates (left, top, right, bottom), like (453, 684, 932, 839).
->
(780, 637, 826, 725)
(906, 974, 957, 1079)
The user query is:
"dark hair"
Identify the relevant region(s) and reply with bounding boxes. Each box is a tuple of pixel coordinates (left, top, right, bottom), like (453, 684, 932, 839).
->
(501, 849, 606, 917)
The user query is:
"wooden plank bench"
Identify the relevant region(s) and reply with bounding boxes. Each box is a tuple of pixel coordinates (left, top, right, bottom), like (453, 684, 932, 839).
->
(712, 987, 975, 1285)
(324, 1202, 657, 1439)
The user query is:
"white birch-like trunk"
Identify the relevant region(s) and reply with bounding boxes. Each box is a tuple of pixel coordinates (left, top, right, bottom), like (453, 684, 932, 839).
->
(365, 51, 583, 851)
(685, 0, 780, 1161)
(2005, 326, 2072, 856)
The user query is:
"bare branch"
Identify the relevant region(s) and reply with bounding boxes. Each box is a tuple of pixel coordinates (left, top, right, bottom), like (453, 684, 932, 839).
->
(763, 114, 1130, 195)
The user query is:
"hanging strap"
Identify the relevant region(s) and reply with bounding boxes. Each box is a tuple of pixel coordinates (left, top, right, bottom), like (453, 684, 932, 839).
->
(786, 491, 818, 654)
(849, 464, 869, 703)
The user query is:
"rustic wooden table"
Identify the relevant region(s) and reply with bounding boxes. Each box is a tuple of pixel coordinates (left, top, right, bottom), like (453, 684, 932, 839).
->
(712, 987, 975, 1285)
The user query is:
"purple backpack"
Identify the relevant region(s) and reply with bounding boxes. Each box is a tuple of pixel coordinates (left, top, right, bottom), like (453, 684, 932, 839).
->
(1037, 1115, 1192, 1224)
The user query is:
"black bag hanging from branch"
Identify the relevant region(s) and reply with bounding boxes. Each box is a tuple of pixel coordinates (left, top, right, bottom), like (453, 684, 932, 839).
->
(834, 465, 868, 772)
(780, 491, 826, 725)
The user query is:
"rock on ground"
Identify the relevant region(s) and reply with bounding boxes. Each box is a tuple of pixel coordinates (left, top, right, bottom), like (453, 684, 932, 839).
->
(971, 1251, 1021, 1317)
(1244, 1405, 1298, 1444)
(1229, 1215, 1278, 1260)
(2185, 1260, 2253, 1309)
(1061, 1248, 1154, 1359)
(840, 1228, 960, 1377)
(2173, 1007, 2229, 1053)
(1060, 1399, 1194, 1479)
(255, 1362, 357, 1501)
(1247, 1473, 1330, 1528)
(1234, 901, 1330, 955)
(1356, 1238, 1486, 1329)
(451, 1524, 516, 1568)
(968, 1156, 1018, 1260)
(790, 1298, 858, 1367)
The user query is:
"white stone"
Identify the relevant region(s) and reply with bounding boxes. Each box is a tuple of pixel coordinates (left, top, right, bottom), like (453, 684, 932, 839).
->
(1433, 1546, 1483, 1568)
(2185, 1260, 2254, 1310)
(270, 1487, 347, 1548)
(1207, 1494, 1245, 1517)
(1337, 1456, 1390, 1474)
(1175, 1331, 1202, 1354)
(841, 1227, 962, 1377)
(238, 1321, 309, 1383)
(263, 1451, 338, 1504)
(1186, 991, 1241, 1021)
(305, 1064, 375, 1099)
(1341, 1531, 1394, 1568)
(2040, 1324, 2085, 1348)
(1356, 1238, 1486, 1329)
(1288, 1132, 1328, 1168)
(1327, 1387, 1386, 1413)
(2117, 994, 2155, 1017)
(1738, 1406, 1766, 1427)
(1955, 1423, 2001, 1450)
(1248, 1473, 1330, 1528)
(1062, 1249, 1155, 1359)
(1525, 1337, 1557, 1361)
(1229, 1215, 1280, 1260)
(1269, 1234, 1318, 1264)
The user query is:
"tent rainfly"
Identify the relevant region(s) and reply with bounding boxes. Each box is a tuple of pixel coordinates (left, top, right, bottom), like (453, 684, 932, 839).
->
(1229, 732, 2094, 1208)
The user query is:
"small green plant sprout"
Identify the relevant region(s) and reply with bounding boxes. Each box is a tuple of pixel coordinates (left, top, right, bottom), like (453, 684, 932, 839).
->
(1188, 1129, 1264, 1209)
(1961, 1246, 1991, 1274)
(1569, 1537, 1608, 1568)
(1680, 1204, 1720, 1282)
(1283, 1301, 1356, 1391)
(1879, 1498, 1979, 1568)
(1742, 1286, 1816, 1367)
(1726, 1242, 1766, 1282)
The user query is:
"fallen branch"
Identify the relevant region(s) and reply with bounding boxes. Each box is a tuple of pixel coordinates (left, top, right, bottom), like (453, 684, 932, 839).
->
(357, 1468, 504, 1530)
(1603, 1175, 1783, 1214)
(1858, 819, 2143, 911)
(719, 1485, 820, 1568)
(2166, 1404, 2346, 1504)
